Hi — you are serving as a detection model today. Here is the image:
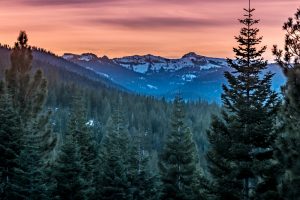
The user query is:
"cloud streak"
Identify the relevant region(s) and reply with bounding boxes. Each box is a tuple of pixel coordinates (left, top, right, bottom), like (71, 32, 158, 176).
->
(15, 0, 299, 7)
(91, 17, 228, 29)
(17, 0, 128, 6)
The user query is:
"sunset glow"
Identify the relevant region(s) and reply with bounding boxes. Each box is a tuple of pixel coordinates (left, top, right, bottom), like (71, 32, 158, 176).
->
(0, 0, 298, 59)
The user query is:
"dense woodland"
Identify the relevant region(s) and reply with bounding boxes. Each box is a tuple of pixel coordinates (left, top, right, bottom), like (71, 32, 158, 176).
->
(0, 4, 300, 200)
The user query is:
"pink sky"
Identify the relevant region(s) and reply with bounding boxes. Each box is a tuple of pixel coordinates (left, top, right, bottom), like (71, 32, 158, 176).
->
(0, 0, 298, 59)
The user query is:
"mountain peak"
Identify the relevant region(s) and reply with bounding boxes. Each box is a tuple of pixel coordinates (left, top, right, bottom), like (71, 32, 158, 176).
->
(62, 53, 76, 60)
(62, 53, 98, 62)
(182, 52, 204, 59)
(100, 55, 110, 60)
(79, 53, 98, 61)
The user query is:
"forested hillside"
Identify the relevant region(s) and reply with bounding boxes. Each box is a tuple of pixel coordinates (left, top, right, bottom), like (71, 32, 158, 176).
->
(0, 42, 220, 169)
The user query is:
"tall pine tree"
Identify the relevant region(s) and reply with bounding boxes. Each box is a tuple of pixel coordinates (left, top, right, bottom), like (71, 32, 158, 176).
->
(273, 8, 300, 200)
(0, 87, 22, 200)
(97, 106, 130, 200)
(1, 31, 56, 199)
(159, 95, 205, 200)
(52, 122, 86, 200)
(6, 32, 56, 152)
(128, 133, 159, 200)
(6, 32, 46, 125)
(17, 114, 54, 200)
(207, 2, 279, 199)
(68, 91, 98, 199)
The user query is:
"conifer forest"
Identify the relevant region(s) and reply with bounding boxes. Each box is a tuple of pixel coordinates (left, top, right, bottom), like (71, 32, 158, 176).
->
(0, 1, 299, 200)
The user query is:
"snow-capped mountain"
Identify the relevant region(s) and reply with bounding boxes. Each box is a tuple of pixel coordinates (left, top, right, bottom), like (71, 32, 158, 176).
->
(63, 53, 99, 62)
(64, 52, 227, 74)
(113, 52, 226, 74)
(62, 52, 285, 102)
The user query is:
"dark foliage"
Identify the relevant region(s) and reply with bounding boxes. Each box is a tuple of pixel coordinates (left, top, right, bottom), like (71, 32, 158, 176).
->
(273, 8, 300, 200)
(207, 5, 280, 200)
(159, 95, 207, 200)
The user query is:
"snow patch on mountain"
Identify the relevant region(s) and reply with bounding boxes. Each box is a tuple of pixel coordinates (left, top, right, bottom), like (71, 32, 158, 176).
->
(62, 53, 99, 62)
(182, 74, 197, 82)
(78, 53, 98, 62)
(62, 54, 75, 60)
(147, 84, 158, 90)
(86, 119, 94, 127)
(133, 64, 149, 73)
(97, 72, 110, 78)
(79, 65, 111, 80)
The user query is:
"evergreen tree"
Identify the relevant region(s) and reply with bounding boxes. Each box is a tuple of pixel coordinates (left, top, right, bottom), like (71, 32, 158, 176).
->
(0, 90, 22, 200)
(68, 91, 98, 199)
(5, 32, 56, 155)
(128, 133, 159, 200)
(1, 31, 56, 199)
(159, 95, 205, 200)
(97, 107, 130, 200)
(273, 8, 300, 200)
(17, 122, 49, 200)
(52, 125, 86, 200)
(206, 2, 280, 200)
(17, 113, 55, 200)
(5, 31, 46, 124)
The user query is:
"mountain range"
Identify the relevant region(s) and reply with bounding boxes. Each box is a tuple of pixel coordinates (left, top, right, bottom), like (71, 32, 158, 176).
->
(0, 45, 285, 102)
(62, 52, 286, 102)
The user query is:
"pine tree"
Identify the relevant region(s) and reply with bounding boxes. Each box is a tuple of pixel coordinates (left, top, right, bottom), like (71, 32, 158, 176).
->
(128, 133, 159, 200)
(5, 32, 46, 124)
(273, 8, 300, 200)
(18, 134, 48, 200)
(17, 114, 55, 200)
(5, 32, 56, 154)
(159, 95, 205, 200)
(206, 2, 280, 200)
(52, 126, 86, 200)
(0, 90, 22, 200)
(97, 107, 130, 200)
(68, 91, 98, 199)
(1, 31, 56, 199)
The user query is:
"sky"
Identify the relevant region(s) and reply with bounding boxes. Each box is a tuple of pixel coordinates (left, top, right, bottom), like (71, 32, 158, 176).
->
(0, 0, 298, 59)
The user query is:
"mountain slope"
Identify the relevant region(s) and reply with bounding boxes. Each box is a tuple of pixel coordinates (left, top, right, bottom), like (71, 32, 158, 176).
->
(0, 46, 125, 92)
